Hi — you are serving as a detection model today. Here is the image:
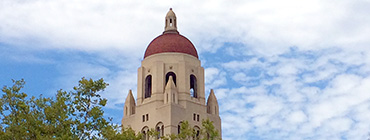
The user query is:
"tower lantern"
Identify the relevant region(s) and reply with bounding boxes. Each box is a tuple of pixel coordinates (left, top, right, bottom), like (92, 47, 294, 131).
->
(164, 8, 177, 33)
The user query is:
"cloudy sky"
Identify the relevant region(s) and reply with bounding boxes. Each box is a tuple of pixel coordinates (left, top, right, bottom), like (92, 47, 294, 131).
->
(1, 0, 370, 139)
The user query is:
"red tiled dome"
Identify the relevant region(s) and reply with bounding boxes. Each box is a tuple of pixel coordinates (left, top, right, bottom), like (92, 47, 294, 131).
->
(144, 33, 198, 59)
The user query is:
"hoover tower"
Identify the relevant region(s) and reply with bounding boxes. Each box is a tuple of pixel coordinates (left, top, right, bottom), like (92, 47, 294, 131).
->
(122, 8, 221, 139)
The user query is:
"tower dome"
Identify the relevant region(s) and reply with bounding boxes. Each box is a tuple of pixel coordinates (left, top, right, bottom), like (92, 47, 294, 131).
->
(144, 8, 198, 59)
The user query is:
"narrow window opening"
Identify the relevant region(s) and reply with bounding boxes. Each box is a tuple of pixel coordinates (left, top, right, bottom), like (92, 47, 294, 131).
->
(197, 114, 200, 122)
(193, 114, 196, 121)
(190, 75, 197, 98)
(193, 126, 200, 140)
(157, 126, 160, 139)
(178, 122, 182, 134)
(178, 124, 180, 134)
(142, 115, 145, 122)
(145, 75, 152, 98)
(146, 114, 149, 121)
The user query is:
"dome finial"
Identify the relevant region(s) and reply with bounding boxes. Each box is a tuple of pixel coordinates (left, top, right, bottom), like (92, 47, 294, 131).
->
(164, 8, 178, 34)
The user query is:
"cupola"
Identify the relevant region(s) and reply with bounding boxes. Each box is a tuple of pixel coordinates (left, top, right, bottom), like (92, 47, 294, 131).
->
(143, 8, 199, 59)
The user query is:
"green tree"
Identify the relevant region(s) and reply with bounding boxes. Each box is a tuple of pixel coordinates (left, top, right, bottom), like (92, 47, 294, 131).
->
(146, 119, 220, 140)
(0, 78, 141, 140)
(200, 119, 220, 140)
(101, 126, 142, 140)
(177, 121, 195, 140)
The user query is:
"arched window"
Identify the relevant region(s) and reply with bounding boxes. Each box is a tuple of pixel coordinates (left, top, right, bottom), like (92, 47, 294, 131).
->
(190, 75, 197, 98)
(141, 126, 149, 140)
(193, 126, 200, 140)
(156, 122, 164, 139)
(142, 131, 146, 140)
(165, 72, 176, 85)
(145, 75, 152, 98)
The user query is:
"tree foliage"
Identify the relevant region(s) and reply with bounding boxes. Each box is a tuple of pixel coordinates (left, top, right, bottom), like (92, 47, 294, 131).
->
(200, 119, 220, 140)
(147, 119, 220, 140)
(0, 78, 140, 139)
(0, 78, 220, 140)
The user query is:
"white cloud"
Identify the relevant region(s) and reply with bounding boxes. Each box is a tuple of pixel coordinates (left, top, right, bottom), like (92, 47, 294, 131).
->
(205, 67, 227, 90)
(1, 0, 369, 56)
(325, 74, 362, 96)
(55, 62, 111, 90)
(103, 70, 138, 109)
(231, 72, 247, 82)
(222, 58, 265, 72)
(287, 110, 307, 124)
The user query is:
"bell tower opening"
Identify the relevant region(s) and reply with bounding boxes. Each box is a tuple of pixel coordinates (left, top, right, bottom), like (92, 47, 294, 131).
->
(190, 74, 197, 98)
(144, 75, 152, 98)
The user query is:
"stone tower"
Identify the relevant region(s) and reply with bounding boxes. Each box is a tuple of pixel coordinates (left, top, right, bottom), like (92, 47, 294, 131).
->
(122, 8, 221, 139)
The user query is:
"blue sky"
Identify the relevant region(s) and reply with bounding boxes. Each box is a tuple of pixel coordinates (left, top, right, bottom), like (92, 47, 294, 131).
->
(1, 0, 370, 139)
